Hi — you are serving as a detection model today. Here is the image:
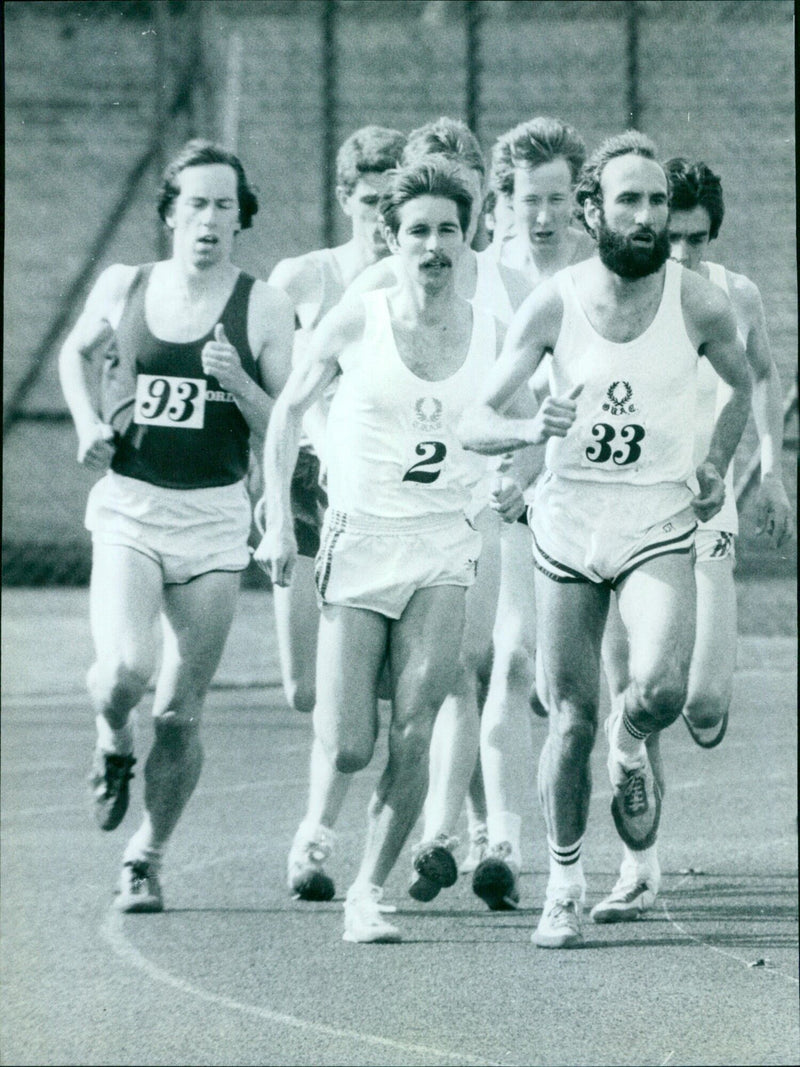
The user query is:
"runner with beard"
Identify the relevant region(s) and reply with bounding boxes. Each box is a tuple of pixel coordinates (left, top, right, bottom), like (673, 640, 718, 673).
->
(458, 131, 752, 948)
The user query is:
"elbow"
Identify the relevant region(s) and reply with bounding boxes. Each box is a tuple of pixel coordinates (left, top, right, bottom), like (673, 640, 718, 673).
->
(456, 408, 481, 452)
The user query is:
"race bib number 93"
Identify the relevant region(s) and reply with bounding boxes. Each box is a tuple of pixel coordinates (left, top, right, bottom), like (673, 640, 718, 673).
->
(134, 374, 206, 429)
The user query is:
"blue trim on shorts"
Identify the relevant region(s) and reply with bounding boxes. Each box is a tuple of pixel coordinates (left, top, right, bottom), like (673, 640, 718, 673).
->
(530, 532, 591, 585)
(611, 524, 697, 589)
(315, 510, 346, 600)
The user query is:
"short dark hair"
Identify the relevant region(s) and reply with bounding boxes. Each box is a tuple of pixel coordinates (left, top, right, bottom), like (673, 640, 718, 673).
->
(575, 130, 664, 233)
(663, 157, 725, 240)
(403, 116, 485, 180)
(379, 158, 474, 237)
(505, 116, 586, 186)
(488, 134, 515, 197)
(157, 139, 258, 230)
(336, 125, 407, 195)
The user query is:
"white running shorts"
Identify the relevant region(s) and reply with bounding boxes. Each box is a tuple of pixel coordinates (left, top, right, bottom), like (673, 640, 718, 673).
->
(315, 509, 482, 619)
(85, 471, 251, 585)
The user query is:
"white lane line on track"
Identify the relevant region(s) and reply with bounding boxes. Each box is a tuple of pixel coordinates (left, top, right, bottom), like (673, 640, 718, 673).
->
(661, 875, 799, 986)
(100, 909, 500, 1067)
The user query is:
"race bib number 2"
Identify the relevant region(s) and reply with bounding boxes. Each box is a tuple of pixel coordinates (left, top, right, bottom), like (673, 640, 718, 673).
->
(134, 374, 206, 429)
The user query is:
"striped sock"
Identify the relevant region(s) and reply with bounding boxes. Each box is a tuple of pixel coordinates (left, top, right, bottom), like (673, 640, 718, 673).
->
(547, 836, 585, 899)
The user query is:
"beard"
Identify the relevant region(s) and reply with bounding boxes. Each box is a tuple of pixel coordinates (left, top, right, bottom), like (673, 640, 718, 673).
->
(596, 212, 670, 279)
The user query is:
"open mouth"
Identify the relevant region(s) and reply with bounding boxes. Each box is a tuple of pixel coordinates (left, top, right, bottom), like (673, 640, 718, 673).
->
(630, 232, 655, 247)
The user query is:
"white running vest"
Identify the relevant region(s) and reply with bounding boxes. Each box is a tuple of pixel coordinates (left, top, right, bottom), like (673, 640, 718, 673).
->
(692, 262, 739, 533)
(548, 258, 698, 485)
(325, 290, 496, 519)
(473, 248, 515, 324)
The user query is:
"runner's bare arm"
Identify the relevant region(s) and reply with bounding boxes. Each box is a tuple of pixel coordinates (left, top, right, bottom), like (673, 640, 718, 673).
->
(458, 282, 575, 454)
(58, 264, 135, 468)
(732, 274, 792, 544)
(254, 299, 365, 585)
(687, 276, 752, 479)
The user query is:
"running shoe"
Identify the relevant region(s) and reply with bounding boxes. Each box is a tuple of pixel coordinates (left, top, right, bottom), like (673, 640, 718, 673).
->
(682, 708, 729, 749)
(609, 757, 662, 851)
(591, 874, 659, 923)
(114, 860, 163, 913)
(459, 823, 489, 874)
(408, 834, 458, 901)
(343, 885, 401, 943)
(89, 749, 136, 832)
(605, 712, 662, 851)
(472, 841, 520, 911)
(531, 895, 582, 948)
(287, 826, 336, 901)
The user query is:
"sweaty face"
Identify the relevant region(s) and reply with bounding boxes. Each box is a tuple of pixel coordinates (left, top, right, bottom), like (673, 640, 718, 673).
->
(390, 194, 466, 292)
(593, 154, 670, 279)
(668, 205, 712, 273)
(168, 163, 240, 267)
(513, 158, 574, 247)
(340, 172, 394, 259)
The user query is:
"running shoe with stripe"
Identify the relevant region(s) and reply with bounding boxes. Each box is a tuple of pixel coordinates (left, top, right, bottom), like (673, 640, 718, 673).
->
(532, 893, 582, 948)
(343, 885, 401, 943)
(287, 826, 336, 901)
(682, 707, 729, 749)
(472, 841, 520, 911)
(114, 860, 163, 913)
(408, 834, 459, 901)
(89, 749, 136, 832)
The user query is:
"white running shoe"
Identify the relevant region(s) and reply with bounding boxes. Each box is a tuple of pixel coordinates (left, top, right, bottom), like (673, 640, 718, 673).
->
(592, 854, 661, 923)
(287, 825, 335, 901)
(532, 892, 583, 949)
(591, 876, 659, 923)
(343, 884, 401, 943)
(459, 824, 489, 875)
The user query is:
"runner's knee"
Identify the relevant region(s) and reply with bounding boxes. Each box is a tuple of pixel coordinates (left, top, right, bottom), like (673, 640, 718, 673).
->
(630, 672, 688, 727)
(88, 658, 152, 711)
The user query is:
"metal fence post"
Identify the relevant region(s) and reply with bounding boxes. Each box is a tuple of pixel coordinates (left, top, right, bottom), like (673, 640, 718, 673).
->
(322, 0, 338, 249)
(626, 0, 641, 129)
(465, 0, 482, 144)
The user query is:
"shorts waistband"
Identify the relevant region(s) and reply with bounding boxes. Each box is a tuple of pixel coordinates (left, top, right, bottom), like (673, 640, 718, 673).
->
(325, 509, 468, 535)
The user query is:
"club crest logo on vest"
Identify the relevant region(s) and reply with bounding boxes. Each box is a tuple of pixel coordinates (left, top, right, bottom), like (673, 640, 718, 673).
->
(412, 397, 443, 431)
(602, 381, 636, 416)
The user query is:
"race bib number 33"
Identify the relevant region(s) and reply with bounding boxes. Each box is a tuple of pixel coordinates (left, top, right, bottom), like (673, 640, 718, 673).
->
(134, 374, 206, 429)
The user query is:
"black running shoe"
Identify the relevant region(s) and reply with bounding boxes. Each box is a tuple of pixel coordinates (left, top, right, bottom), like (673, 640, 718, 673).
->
(89, 749, 136, 831)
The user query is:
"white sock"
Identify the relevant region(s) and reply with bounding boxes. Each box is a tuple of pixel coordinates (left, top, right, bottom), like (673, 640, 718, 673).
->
(297, 820, 336, 847)
(96, 713, 135, 756)
(487, 811, 522, 868)
(611, 708, 647, 763)
(546, 836, 586, 901)
(621, 843, 660, 885)
(123, 819, 164, 870)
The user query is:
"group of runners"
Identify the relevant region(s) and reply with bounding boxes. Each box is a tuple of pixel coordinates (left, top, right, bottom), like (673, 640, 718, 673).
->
(59, 112, 791, 948)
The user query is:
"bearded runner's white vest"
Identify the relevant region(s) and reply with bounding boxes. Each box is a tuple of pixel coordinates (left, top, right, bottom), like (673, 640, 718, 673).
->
(548, 258, 698, 491)
(325, 290, 496, 520)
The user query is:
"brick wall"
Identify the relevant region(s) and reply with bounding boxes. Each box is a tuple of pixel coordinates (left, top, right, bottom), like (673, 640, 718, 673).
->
(3, 0, 795, 578)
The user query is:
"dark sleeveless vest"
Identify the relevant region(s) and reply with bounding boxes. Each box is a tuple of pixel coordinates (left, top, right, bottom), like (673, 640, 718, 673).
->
(101, 265, 259, 489)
